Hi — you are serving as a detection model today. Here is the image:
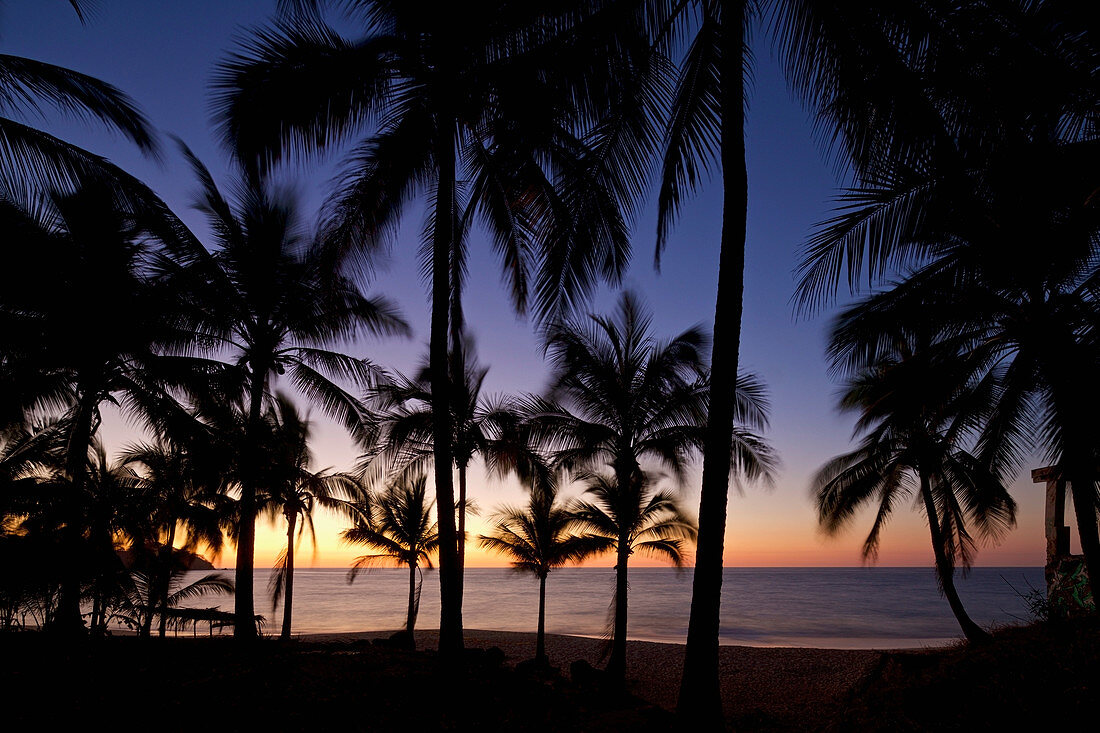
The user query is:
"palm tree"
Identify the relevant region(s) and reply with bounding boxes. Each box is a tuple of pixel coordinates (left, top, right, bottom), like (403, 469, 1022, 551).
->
(813, 326, 1017, 642)
(119, 438, 226, 637)
(572, 470, 695, 680)
(793, 4, 1100, 608)
(530, 290, 773, 681)
(113, 565, 234, 637)
(562, 1, 984, 718)
(0, 1, 160, 196)
(369, 334, 546, 598)
(343, 474, 439, 647)
(0, 183, 209, 635)
(0, 422, 68, 628)
(81, 442, 151, 637)
(261, 394, 365, 640)
(826, 262, 1100, 612)
(213, 1, 635, 654)
(532, 291, 775, 502)
(478, 481, 608, 665)
(10, 436, 155, 636)
(178, 145, 407, 638)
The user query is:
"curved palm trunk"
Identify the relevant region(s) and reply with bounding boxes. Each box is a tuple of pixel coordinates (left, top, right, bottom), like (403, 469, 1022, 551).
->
(431, 125, 463, 657)
(679, 3, 746, 725)
(536, 572, 548, 664)
(235, 371, 265, 640)
(919, 476, 989, 642)
(280, 512, 296, 641)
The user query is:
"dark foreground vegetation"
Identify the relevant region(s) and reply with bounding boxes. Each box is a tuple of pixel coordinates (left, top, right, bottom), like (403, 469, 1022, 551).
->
(0, 632, 672, 732)
(827, 619, 1100, 732)
(2, 619, 1095, 732)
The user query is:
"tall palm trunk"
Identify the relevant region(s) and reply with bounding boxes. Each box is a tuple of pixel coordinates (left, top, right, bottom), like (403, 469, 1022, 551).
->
(457, 460, 468, 600)
(431, 124, 463, 656)
(407, 561, 418, 636)
(919, 474, 989, 642)
(536, 573, 547, 664)
(607, 459, 636, 682)
(607, 539, 630, 681)
(280, 511, 296, 640)
(679, 2, 747, 724)
(235, 370, 265, 639)
(54, 392, 97, 636)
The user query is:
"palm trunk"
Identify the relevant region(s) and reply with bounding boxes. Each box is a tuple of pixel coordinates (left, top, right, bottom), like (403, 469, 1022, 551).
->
(607, 460, 636, 684)
(919, 476, 989, 642)
(157, 523, 177, 638)
(90, 594, 102, 637)
(536, 573, 547, 664)
(235, 371, 265, 640)
(607, 539, 630, 682)
(1067, 469, 1100, 613)
(407, 562, 418, 638)
(1048, 356, 1100, 612)
(431, 124, 463, 657)
(280, 512, 296, 640)
(54, 392, 97, 637)
(457, 461, 468, 602)
(141, 577, 156, 637)
(678, 2, 746, 725)
(140, 570, 155, 637)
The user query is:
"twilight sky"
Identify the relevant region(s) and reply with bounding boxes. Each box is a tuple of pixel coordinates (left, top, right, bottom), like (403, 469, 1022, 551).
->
(5, 0, 1052, 568)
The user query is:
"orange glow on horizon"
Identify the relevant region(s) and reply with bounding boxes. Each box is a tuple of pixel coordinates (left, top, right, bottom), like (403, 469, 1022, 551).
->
(206, 509, 1045, 571)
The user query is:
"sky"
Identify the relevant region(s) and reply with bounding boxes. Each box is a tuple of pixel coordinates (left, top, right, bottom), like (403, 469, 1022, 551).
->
(4, 0, 1054, 569)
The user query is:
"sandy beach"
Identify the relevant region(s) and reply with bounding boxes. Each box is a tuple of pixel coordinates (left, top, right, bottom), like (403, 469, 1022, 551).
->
(3, 622, 1090, 731)
(303, 629, 883, 726)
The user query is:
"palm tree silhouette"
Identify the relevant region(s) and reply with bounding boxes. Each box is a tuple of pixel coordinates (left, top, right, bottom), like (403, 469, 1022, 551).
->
(343, 474, 439, 647)
(572, 470, 695, 680)
(0, 183, 208, 634)
(478, 480, 608, 665)
(532, 291, 774, 500)
(260, 394, 364, 641)
(75, 441, 147, 636)
(813, 327, 1016, 642)
(120, 438, 227, 637)
(213, 2, 634, 654)
(794, 4, 1100, 608)
(178, 145, 407, 638)
(0, 1, 159, 195)
(113, 564, 234, 637)
(369, 334, 544, 599)
(529, 290, 773, 681)
(573, 1, 975, 718)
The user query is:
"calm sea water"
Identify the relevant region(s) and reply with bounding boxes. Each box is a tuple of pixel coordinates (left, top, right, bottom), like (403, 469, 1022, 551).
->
(175, 566, 1045, 649)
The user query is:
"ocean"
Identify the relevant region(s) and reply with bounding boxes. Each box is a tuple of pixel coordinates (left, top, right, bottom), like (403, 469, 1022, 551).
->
(174, 566, 1046, 649)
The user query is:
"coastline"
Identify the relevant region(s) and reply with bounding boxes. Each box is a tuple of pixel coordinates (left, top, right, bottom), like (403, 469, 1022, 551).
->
(301, 628, 885, 723)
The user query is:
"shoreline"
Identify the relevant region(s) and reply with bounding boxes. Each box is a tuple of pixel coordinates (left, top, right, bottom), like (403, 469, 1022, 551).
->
(300, 628, 887, 722)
